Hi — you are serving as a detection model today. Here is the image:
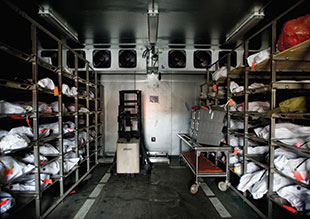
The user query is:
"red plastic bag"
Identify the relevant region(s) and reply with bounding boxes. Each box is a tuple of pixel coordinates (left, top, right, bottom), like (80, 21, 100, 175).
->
(277, 14, 310, 51)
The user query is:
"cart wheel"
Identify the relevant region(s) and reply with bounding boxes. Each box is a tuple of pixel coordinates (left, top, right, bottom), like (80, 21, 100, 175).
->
(190, 184, 199, 194)
(218, 181, 229, 192)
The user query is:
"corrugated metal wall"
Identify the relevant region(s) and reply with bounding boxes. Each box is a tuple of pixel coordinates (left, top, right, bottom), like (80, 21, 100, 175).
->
(101, 74, 204, 155)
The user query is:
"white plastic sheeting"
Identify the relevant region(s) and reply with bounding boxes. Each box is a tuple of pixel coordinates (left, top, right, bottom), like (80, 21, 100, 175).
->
(224, 119, 254, 130)
(247, 48, 270, 67)
(228, 134, 259, 147)
(21, 153, 48, 164)
(0, 100, 26, 114)
(38, 78, 55, 90)
(0, 191, 15, 214)
(237, 101, 270, 113)
(0, 130, 8, 138)
(230, 81, 244, 94)
(274, 155, 310, 184)
(62, 84, 78, 97)
(277, 185, 310, 214)
(5, 174, 51, 192)
(0, 134, 30, 153)
(39, 144, 59, 156)
(50, 101, 68, 113)
(55, 138, 75, 153)
(0, 156, 34, 184)
(212, 66, 227, 81)
(8, 126, 33, 138)
(40, 158, 79, 175)
(237, 146, 269, 155)
(254, 123, 310, 147)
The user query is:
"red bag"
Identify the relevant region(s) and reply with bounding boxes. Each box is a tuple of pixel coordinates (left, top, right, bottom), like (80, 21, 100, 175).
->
(277, 14, 310, 51)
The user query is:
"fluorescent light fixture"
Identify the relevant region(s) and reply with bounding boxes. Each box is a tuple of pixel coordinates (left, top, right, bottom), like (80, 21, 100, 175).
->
(38, 6, 79, 42)
(148, 8, 159, 45)
(225, 8, 264, 43)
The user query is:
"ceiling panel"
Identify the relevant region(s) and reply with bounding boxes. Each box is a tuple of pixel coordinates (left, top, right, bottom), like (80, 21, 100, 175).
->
(33, 0, 291, 47)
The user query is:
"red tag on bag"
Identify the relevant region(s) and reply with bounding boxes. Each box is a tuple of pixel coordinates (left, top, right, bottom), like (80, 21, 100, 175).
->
(213, 84, 217, 92)
(43, 179, 52, 184)
(54, 87, 59, 96)
(0, 199, 8, 206)
(283, 205, 297, 213)
(44, 110, 52, 113)
(251, 61, 255, 71)
(201, 106, 209, 110)
(233, 148, 239, 156)
(294, 142, 303, 147)
(228, 99, 233, 107)
(10, 115, 23, 119)
(293, 170, 304, 182)
(40, 161, 45, 165)
(4, 166, 13, 176)
(70, 190, 76, 194)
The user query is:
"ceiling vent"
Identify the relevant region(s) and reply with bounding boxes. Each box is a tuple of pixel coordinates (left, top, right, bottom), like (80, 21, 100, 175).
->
(168, 50, 186, 68)
(219, 51, 237, 67)
(93, 50, 111, 68)
(41, 50, 58, 66)
(119, 50, 137, 68)
(194, 51, 211, 68)
(67, 50, 86, 68)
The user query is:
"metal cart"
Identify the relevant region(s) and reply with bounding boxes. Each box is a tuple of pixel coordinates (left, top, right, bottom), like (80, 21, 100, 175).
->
(178, 133, 232, 194)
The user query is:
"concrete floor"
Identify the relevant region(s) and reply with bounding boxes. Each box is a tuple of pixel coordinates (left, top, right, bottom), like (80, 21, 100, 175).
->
(46, 158, 262, 219)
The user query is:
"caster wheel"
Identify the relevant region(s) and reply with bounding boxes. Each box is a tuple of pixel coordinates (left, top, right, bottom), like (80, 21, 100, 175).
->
(218, 181, 230, 192)
(190, 184, 199, 194)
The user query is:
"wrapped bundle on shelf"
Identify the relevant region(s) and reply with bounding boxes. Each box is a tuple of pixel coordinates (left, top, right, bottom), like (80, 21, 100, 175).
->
(62, 84, 78, 97)
(230, 81, 244, 94)
(0, 191, 15, 214)
(237, 101, 270, 113)
(254, 123, 310, 147)
(274, 155, 310, 184)
(0, 100, 26, 114)
(41, 157, 79, 175)
(79, 131, 87, 144)
(277, 185, 310, 214)
(0, 130, 8, 138)
(212, 66, 227, 81)
(224, 118, 254, 130)
(21, 153, 48, 164)
(39, 144, 59, 156)
(0, 132, 31, 153)
(228, 134, 259, 147)
(5, 173, 51, 191)
(83, 91, 95, 99)
(50, 101, 68, 113)
(8, 126, 33, 138)
(267, 96, 307, 117)
(237, 146, 269, 155)
(246, 48, 270, 68)
(63, 121, 75, 133)
(38, 78, 55, 90)
(0, 156, 34, 184)
(55, 138, 76, 153)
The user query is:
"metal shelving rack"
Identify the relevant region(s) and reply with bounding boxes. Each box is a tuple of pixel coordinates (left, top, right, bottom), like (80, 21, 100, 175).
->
(0, 1, 104, 218)
(205, 0, 310, 218)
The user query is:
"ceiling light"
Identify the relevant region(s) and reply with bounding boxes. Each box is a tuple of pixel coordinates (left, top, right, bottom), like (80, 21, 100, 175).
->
(38, 6, 79, 43)
(225, 8, 264, 43)
(147, 5, 159, 45)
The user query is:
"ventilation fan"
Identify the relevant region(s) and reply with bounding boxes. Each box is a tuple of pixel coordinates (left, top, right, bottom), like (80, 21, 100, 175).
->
(168, 50, 186, 68)
(93, 50, 111, 68)
(194, 51, 211, 68)
(119, 50, 136, 68)
(219, 51, 237, 67)
(41, 51, 58, 66)
(67, 50, 86, 68)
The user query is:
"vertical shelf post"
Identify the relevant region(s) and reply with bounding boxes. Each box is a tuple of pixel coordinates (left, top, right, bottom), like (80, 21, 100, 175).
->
(31, 24, 41, 219)
(57, 43, 64, 197)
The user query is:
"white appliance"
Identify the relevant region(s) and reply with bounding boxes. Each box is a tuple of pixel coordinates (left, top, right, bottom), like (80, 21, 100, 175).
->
(116, 138, 140, 174)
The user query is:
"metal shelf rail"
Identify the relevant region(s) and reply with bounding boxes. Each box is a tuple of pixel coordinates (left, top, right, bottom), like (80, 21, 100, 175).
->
(0, 1, 105, 218)
(205, 0, 310, 218)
